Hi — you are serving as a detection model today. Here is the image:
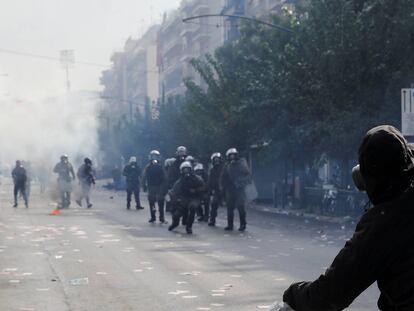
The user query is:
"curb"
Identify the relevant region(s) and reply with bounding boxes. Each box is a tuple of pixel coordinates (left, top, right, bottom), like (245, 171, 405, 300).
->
(250, 203, 357, 225)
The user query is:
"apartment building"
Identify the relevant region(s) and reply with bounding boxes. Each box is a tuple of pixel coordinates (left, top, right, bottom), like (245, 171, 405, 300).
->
(158, 0, 225, 98)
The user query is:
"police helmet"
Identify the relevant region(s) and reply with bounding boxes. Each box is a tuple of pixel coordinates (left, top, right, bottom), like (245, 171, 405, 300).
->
(226, 148, 238, 159)
(180, 161, 193, 175)
(149, 150, 161, 160)
(194, 163, 204, 171)
(176, 146, 188, 157)
(211, 152, 222, 162)
(185, 155, 195, 164)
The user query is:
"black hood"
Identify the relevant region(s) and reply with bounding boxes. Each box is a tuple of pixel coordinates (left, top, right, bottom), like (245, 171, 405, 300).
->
(359, 125, 414, 205)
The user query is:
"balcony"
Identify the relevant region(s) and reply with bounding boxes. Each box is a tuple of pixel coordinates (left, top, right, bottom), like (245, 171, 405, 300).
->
(192, 31, 210, 43)
(180, 25, 197, 37)
(193, 3, 209, 14)
(162, 38, 182, 56)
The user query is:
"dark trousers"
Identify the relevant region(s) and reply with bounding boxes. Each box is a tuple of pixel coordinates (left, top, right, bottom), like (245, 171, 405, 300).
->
(79, 182, 92, 206)
(209, 191, 223, 223)
(148, 185, 165, 221)
(171, 199, 199, 230)
(14, 183, 27, 205)
(197, 194, 210, 220)
(126, 185, 141, 208)
(60, 191, 71, 208)
(225, 189, 247, 228)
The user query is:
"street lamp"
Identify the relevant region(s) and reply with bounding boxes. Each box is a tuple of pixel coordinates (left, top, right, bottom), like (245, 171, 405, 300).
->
(182, 14, 295, 34)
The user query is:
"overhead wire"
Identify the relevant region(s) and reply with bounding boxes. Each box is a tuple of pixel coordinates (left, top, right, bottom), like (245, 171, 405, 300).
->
(0, 48, 109, 68)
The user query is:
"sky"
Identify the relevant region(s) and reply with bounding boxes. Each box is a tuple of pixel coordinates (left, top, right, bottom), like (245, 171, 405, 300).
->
(0, 0, 182, 100)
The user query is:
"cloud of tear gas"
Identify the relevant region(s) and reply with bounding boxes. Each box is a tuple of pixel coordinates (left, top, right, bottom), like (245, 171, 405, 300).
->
(0, 91, 100, 173)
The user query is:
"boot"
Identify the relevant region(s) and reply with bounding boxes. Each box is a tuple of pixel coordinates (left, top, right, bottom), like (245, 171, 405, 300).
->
(186, 227, 193, 234)
(224, 226, 233, 231)
(208, 221, 216, 227)
(238, 224, 246, 232)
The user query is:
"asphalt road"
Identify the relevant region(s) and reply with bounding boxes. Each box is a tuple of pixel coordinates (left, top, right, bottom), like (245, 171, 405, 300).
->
(0, 179, 379, 311)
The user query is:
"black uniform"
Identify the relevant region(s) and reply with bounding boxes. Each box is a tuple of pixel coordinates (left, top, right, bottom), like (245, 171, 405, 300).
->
(168, 173, 205, 234)
(12, 166, 28, 207)
(208, 162, 224, 225)
(53, 161, 76, 208)
(123, 162, 142, 209)
(220, 158, 251, 231)
(167, 156, 185, 189)
(166, 156, 186, 214)
(195, 169, 210, 221)
(142, 160, 167, 222)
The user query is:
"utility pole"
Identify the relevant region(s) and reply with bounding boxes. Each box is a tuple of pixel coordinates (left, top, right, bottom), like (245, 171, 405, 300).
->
(60, 50, 75, 92)
(121, 55, 132, 124)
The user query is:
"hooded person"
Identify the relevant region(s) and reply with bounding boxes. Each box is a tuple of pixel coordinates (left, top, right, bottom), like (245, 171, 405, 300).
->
(123, 156, 143, 210)
(281, 125, 414, 311)
(76, 158, 96, 208)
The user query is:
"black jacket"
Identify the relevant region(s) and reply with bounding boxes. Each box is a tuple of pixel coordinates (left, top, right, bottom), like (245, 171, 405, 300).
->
(123, 163, 141, 186)
(220, 158, 251, 193)
(283, 185, 414, 311)
(167, 157, 183, 188)
(171, 174, 205, 201)
(77, 164, 95, 185)
(12, 166, 27, 185)
(208, 163, 224, 192)
(142, 161, 165, 187)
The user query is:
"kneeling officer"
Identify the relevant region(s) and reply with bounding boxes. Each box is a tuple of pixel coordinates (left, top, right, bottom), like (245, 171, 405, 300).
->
(168, 161, 205, 234)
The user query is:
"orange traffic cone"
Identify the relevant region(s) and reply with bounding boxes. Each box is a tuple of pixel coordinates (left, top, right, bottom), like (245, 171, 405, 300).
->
(50, 209, 61, 216)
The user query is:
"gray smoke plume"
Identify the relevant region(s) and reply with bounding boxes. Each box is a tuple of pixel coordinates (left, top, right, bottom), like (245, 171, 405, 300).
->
(0, 91, 100, 174)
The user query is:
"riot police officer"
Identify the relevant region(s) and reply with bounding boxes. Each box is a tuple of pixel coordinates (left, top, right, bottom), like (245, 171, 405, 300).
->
(142, 150, 167, 224)
(194, 163, 210, 222)
(220, 148, 251, 232)
(208, 152, 224, 226)
(164, 157, 176, 213)
(123, 156, 143, 210)
(53, 154, 76, 208)
(168, 161, 205, 234)
(167, 146, 188, 218)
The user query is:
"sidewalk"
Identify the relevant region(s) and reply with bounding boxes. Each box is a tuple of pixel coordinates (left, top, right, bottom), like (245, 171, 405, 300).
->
(249, 202, 358, 225)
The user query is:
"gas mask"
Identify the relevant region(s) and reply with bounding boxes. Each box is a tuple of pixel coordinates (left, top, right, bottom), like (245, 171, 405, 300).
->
(353, 125, 414, 204)
(182, 167, 192, 177)
(352, 165, 366, 192)
(228, 154, 237, 162)
(213, 158, 221, 166)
